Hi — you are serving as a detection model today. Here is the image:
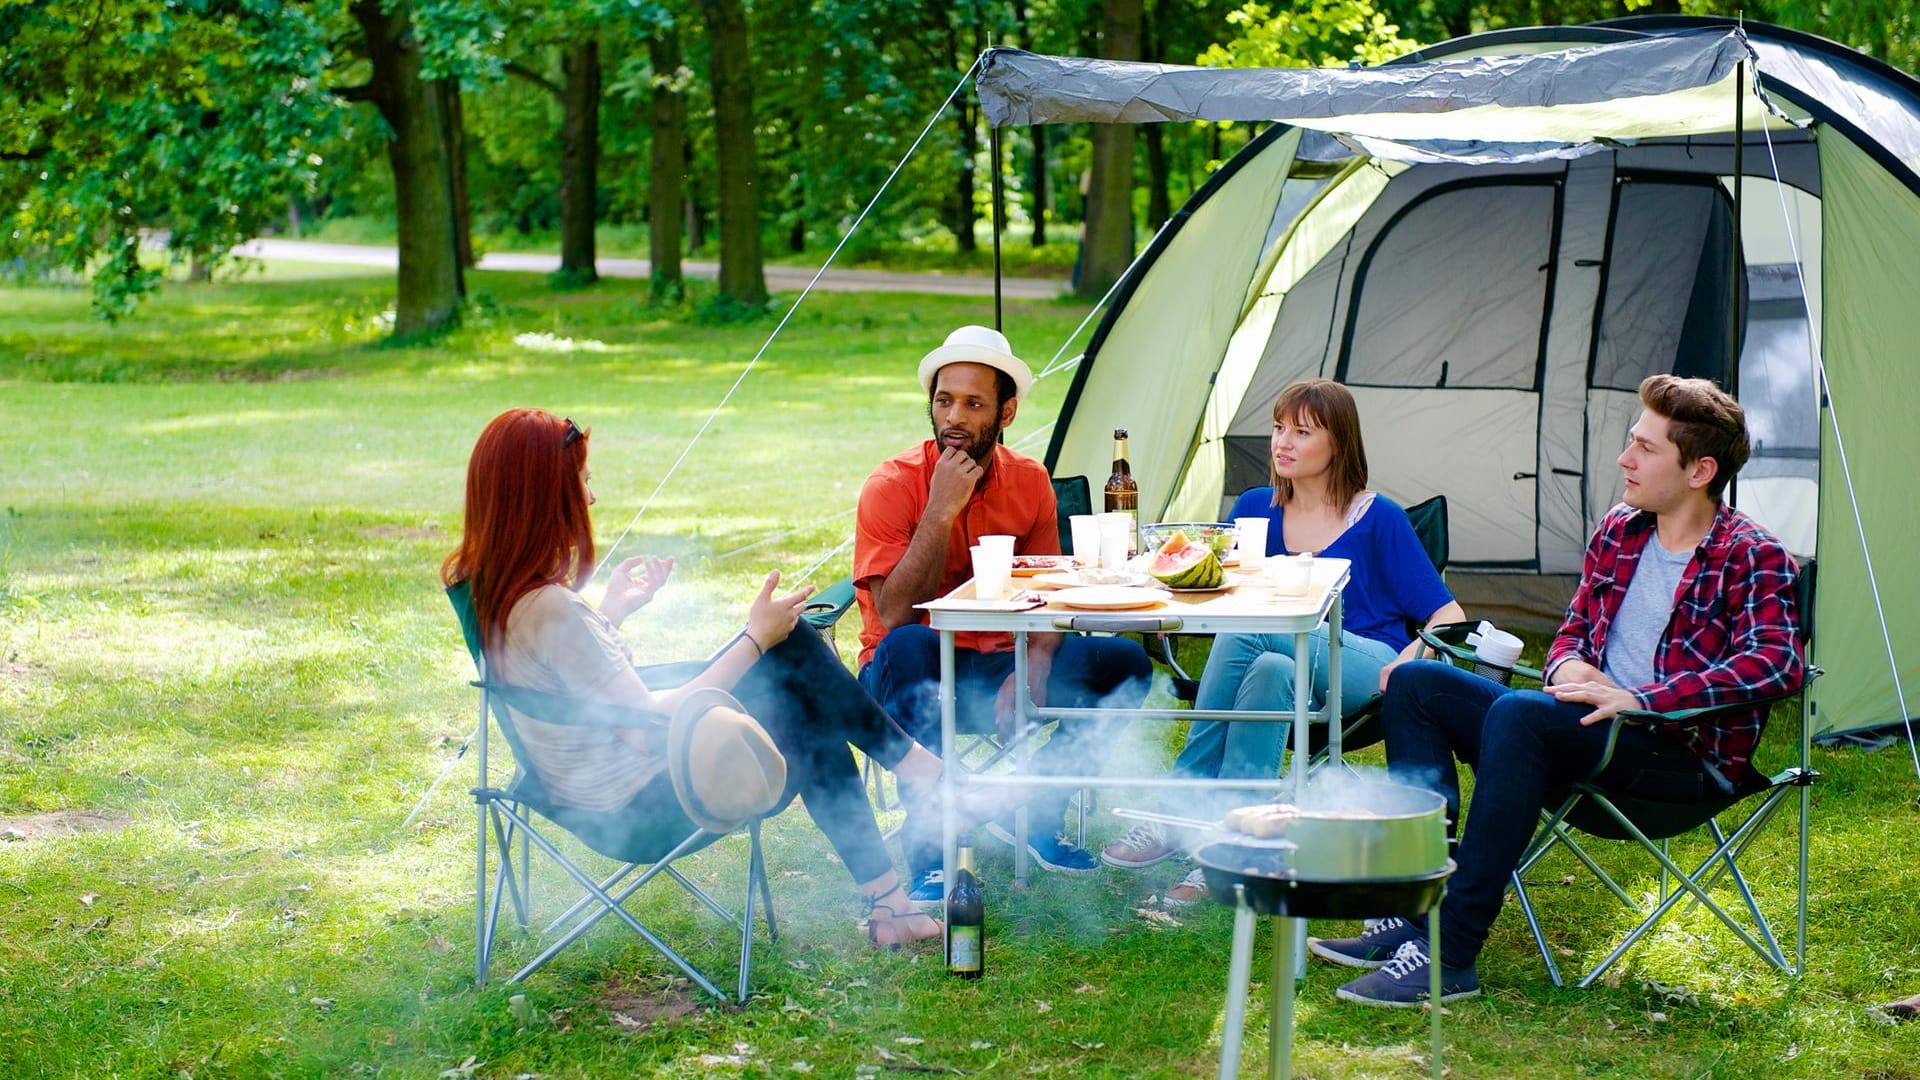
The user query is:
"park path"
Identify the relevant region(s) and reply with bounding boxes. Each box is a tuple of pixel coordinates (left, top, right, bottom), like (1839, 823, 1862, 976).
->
(235, 238, 1066, 300)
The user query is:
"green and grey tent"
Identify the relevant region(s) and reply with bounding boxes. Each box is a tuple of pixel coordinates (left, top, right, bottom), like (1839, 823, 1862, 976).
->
(978, 18, 1920, 742)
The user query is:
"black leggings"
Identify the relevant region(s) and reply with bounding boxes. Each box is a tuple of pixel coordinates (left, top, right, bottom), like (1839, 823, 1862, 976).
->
(658, 625, 917, 887)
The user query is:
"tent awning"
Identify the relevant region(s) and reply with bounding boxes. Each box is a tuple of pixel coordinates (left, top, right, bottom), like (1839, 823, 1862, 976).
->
(978, 30, 1785, 154)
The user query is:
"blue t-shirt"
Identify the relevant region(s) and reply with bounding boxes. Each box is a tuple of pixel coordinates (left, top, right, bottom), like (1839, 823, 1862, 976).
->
(1229, 488, 1453, 651)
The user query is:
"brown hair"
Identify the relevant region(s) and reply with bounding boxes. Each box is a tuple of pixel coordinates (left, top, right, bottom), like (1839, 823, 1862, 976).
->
(1638, 375, 1750, 499)
(1270, 379, 1369, 512)
(441, 409, 596, 655)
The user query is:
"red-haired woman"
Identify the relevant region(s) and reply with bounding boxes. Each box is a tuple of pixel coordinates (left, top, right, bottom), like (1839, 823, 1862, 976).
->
(443, 408, 948, 948)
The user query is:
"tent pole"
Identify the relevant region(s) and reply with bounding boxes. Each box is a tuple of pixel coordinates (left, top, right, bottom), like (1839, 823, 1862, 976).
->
(1729, 59, 1745, 505)
(991, 123, 1006, 332)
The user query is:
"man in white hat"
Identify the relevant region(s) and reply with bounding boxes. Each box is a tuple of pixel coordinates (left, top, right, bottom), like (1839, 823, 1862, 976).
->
(853, 325, 1152, 902)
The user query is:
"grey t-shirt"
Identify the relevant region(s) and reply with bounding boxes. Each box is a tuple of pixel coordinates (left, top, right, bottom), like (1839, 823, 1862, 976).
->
(1602, 539, 1694, 690)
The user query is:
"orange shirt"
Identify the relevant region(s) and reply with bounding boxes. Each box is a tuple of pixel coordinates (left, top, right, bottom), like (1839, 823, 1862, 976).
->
(853, 440, 1060, 667)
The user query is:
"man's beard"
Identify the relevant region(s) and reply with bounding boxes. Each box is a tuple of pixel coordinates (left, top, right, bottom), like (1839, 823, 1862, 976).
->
(931, 416, 1003, 463)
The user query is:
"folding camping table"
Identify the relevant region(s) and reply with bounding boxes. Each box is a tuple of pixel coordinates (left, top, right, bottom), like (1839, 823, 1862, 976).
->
(920, 558, 1353, 890)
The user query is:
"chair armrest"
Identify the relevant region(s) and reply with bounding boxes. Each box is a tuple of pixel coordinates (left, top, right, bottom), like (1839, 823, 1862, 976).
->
(802, 576, 859, 631)
(1416, 623, 1545, 683)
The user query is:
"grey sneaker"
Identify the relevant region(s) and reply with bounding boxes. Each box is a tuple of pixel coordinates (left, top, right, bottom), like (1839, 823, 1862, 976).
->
(1101, 821, 1178, 868)
(1307, 916, 1422, 969)
(1334, 940, 1481, 1008)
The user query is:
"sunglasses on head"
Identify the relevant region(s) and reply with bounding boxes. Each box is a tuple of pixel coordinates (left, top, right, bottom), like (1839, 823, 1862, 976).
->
(562, 417, 585, 446)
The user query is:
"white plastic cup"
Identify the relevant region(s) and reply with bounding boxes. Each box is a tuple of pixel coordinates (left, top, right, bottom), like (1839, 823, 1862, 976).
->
(1234, 517, 1270, 565)
(1097, 512, 1133, 571)
(1465, 620, 1524, 684)
(1069, 515, 1100, 565)
(976, 534, 1015, 561)
(970, 544, 1012, 600)
(1266, 553, 1314, 597)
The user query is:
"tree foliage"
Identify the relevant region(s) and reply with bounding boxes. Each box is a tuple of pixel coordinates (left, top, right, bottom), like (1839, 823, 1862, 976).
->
(1, 0, 339, 317)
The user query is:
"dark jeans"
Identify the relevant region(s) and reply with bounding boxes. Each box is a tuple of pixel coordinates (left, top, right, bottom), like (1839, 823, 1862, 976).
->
(1380, 660, 1726, 967)
(859, 623, 1152, 870)
(648, 624, 917, 887)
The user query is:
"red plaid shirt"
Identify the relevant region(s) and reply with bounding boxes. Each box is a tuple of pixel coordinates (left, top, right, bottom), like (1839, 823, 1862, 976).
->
(1546, 502, 1804, 784)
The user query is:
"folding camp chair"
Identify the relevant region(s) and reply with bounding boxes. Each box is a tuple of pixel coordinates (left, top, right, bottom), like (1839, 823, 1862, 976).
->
(448, 583, 777, 1001)
(1153, 494, 1451, 764)
(1415, 560, 1821, 987)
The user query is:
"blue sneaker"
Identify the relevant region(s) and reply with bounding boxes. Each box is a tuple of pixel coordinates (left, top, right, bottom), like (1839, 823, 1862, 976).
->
(1334, 940, 1480, 1008)
(906, 868, 945, 905)
(982, 815, 1099, 874)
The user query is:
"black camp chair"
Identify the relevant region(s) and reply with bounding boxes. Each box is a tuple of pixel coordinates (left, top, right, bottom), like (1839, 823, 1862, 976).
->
(1153, 493, 1450, 763)
(447, 582, 777, 1001)
(1415, 561, 1821, 987)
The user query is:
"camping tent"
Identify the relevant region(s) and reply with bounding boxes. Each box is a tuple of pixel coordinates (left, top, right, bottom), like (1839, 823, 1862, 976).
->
(977, 18, 1920, 741)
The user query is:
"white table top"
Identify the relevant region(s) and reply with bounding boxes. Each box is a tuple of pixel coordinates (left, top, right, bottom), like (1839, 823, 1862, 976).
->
(921, 558, 1350, 635)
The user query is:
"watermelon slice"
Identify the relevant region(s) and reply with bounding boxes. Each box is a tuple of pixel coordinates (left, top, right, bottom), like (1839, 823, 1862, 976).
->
(1148, 531, 1225, 589)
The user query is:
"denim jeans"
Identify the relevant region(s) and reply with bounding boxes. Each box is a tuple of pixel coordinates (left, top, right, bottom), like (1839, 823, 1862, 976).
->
(1172, 629, 1400, 797)
(859, 623, 1151, 870)
(1380, 660, 1726, 967)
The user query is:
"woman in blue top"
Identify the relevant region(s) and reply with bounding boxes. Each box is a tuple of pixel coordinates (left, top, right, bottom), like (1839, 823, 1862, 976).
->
(1102, 379, 1463, 897)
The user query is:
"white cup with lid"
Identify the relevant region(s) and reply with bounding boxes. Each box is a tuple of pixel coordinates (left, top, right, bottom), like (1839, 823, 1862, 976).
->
(1465, 620, 1524, 683)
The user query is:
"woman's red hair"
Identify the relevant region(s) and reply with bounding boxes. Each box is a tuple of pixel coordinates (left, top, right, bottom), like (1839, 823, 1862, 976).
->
(442, 408, 595, 655)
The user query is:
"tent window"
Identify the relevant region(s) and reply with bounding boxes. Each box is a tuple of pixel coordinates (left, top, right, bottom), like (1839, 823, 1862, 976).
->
(1590, 178, 1740, 392)
(1341, 183, 1556, 390)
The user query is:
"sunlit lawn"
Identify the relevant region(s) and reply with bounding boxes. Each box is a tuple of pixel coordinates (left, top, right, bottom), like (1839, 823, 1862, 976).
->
(1, 265, 1918, 1078)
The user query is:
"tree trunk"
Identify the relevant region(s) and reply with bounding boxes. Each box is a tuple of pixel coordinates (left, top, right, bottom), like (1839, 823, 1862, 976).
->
(1013, 0, 1045, 247)
(439, 78, 473, 287)
(353, 0, 460, 338)
(648, 27, 686, 297)
(559, 37, 601, 283)
(1144, 124, 1169, 232)
(1077, 0, 1142, 300)
(953, 101, 978, 253)
(696, 0, 766, 305)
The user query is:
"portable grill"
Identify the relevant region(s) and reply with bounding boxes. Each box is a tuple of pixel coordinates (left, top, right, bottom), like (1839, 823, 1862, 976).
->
(1120, 780, 1455, 1080)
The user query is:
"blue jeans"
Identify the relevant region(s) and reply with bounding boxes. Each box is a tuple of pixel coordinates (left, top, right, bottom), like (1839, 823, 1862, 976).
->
(1172, 629, 1400, 792)
(859, 623, 1151, 870)
(1380, 660, 1726, 967)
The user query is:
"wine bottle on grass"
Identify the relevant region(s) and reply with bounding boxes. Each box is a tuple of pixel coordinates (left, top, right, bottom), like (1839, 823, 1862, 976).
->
(946, 846, 983, 979)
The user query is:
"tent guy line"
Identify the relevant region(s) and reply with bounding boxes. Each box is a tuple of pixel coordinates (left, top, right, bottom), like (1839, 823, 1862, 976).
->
(584, 55, 985, 590)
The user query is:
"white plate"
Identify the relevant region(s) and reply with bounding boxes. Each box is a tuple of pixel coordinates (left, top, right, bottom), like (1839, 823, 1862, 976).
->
(1033, 570, 1153, 589)
(1049, 586, 1168, 611)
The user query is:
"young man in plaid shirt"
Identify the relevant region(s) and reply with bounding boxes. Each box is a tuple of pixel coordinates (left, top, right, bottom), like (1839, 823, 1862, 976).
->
(1321, 374, 1805, 1006)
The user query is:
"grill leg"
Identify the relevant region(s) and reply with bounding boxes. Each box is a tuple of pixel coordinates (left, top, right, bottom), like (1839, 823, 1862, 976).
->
(1270, 916, 1298, 1080)
(1217, 885, 1257, 1080)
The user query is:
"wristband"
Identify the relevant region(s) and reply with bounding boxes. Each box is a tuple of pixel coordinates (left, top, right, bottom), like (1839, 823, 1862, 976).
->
(742, 630, 765, 657)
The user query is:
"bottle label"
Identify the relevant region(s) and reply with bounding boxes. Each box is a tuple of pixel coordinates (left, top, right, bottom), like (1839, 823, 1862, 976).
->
(948, 926, 982, 973)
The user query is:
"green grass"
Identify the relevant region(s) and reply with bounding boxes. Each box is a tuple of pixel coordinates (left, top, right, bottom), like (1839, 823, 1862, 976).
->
(2, 267, 1918, 1078)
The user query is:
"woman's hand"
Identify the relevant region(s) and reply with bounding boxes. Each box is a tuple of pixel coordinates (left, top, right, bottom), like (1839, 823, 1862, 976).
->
(745, 570, 816, 652)
(603, 555, 673, 627)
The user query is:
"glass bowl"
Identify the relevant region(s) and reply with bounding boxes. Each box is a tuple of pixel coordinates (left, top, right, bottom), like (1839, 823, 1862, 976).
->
(1139, 521, 1236, 559)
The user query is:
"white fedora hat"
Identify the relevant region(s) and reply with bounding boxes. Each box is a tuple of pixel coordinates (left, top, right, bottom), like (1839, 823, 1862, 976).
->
(666, 687, 787, 835)
(917, 324, 1034, 400)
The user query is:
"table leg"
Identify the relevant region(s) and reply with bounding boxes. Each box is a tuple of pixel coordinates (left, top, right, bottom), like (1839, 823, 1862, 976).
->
(1327, 594, 1344, 768)
(1217, 885, 1257, 1080)
(1270, 916, 1298, 1080)
(1013, 631, 1030, 886)
(940, 630, 957, 904)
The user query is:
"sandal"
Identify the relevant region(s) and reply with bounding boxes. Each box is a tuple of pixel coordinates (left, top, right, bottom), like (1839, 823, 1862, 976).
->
(864, 896, 944, 950)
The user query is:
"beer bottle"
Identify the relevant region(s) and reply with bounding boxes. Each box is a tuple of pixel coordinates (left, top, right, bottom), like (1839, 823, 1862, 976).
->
(945, 846, 984, 979)
(1105, 428, 1140, 557)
